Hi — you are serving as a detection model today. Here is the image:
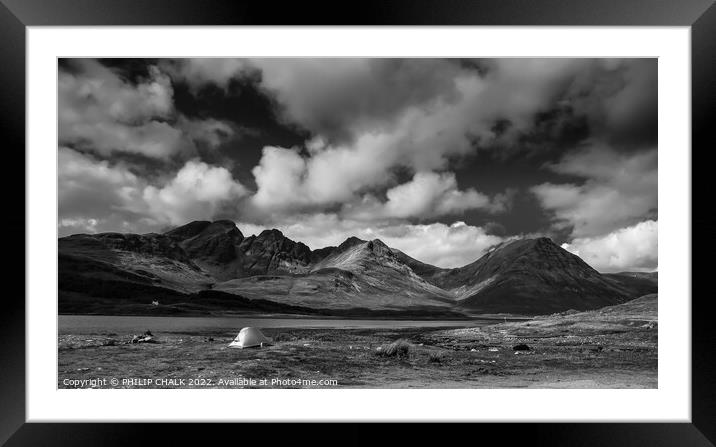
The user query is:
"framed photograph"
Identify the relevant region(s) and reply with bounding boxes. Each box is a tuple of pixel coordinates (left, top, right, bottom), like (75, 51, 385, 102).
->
(5, 0, 714, 444)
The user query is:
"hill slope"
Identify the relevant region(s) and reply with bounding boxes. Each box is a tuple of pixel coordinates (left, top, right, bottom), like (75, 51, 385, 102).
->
(602, 272, 658, 298)
(59, 232, 213, 293)
(58, 232, 214, 314)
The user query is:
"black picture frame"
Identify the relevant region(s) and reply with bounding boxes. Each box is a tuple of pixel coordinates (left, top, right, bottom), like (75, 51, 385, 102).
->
(2, 0, 714, 445)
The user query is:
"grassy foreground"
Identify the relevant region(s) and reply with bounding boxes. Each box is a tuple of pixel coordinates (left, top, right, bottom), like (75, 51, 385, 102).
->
(58, 296, 657, 389)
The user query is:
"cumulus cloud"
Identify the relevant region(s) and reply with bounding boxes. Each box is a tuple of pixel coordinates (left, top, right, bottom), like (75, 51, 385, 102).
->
(161, 58, 256, 92)
(243, 67, 545, 217)
(371, 221, 504, 268)
(59, 60, 186, 159)
(58, 147, 248, 235)
(62, 60, 174, 120)
(59, 60, 236, 160)
(343, 171, 505, 220)
(249, 58, 465, 142)
(143, 160, 248, 225)
(532, 145, 657, 238)
(164, 58, 657, 227)
(58, 146, 158, 235)
(165, 59, 603, 211)
(248, 145, 508, 221)
(561, 220, 657, 272)
(237, 214, 503, 268)
(249, 143, 394, 213)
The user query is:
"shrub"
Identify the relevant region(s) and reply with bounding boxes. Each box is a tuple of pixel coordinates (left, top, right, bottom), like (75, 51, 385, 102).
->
(376, 339, 411, 358)
(428, 351, 444, 364)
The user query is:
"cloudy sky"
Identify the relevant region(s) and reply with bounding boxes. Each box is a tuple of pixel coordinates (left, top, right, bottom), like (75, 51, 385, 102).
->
(58, 58, 657, 272)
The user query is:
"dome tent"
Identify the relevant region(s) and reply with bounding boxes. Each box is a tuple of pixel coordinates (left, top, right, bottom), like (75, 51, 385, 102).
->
(228, 327, 272, 349)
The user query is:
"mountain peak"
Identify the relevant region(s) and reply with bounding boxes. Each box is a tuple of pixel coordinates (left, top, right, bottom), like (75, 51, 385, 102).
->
(164, 220, 212, 240)
(498, 236, 556, 248)
(257, 228, 285, 239)
(531, 236, 559, 247)
(431, 235, 628, 314)
(205, 220, 242, 236)
(486, 236, 562, 259)
(485, 236, 592, 273)
(170, 220, 244, 265)
(212, 219, 239, 228)
(338, 236, 366, 250)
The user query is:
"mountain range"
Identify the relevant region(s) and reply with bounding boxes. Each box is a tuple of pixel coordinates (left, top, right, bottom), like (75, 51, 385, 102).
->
(58, 220, 657, 316)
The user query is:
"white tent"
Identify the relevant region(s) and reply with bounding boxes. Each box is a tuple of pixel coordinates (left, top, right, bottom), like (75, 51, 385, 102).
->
(228, 327, 272, 349)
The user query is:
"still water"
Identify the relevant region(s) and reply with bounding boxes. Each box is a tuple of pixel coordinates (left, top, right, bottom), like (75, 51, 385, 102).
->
(59, 314, 498, 334)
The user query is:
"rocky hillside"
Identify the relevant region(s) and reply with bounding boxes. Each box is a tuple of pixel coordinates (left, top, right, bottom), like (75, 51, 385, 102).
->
(214, 238, 454, 310)
(165, 221, 316, 280)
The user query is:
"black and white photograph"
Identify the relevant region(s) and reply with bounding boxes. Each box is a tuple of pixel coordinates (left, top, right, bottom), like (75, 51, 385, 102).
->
(57, 57, 658, 389)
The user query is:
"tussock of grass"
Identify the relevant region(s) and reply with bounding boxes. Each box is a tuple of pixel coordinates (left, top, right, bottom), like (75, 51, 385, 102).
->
(272, 332, 294, 342)
(428, 351, 444, 364)
(376, 339, 411, 358)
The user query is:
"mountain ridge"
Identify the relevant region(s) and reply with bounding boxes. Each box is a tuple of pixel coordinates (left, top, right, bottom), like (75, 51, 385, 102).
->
(58, 220, 657, 315)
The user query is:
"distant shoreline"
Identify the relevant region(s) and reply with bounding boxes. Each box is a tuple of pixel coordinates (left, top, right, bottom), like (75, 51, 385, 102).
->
(58, 312, 533, 322)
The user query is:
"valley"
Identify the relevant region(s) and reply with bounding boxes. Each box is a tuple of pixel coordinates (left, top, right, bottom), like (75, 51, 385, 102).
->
(57, 220, 659, 389)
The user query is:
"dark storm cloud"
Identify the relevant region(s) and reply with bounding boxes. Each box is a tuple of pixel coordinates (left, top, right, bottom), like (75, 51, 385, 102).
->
(565, 58, 657, 150)
(463, 59, 656, 165)
(473, 104, 591, 163)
